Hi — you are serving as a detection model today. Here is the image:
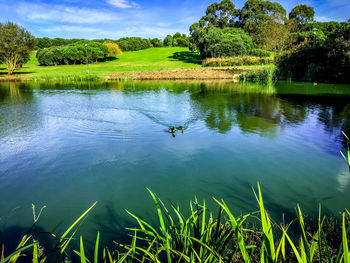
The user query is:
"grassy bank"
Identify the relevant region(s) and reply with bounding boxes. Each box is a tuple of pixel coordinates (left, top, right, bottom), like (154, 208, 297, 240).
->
(2, 184, 350, 263)
(0, 47, 273, 81)
(0, 47, 202, 81)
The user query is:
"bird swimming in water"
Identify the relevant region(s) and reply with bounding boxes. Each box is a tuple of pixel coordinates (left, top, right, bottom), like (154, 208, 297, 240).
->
(178, 126, 184, 131)
(168, 127, 176, 133)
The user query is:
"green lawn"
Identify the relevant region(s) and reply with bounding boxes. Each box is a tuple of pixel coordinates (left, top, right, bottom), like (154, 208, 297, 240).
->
(0, 47, 203, 80)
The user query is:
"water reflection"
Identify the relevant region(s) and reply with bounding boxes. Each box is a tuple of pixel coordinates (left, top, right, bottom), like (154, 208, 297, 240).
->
(1, 80, 350, 249)
(0, 83, 41, 140)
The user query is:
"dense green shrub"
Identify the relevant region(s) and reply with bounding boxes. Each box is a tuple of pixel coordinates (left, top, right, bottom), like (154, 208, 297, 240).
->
(201, 27, 253, 58)
(36, 37, 154, 52)
(286, 30, 327, 49)
(302, 21, 349, 37)
(250, 48, 274, 57)
(202, 56, 273, 67)
(163, 35, 173, 46)
(36, 41, 109, 66)
(36, 37, 84, 49)
(163, 33, 189, 47)
(150, 38, 164, 47)
(116, 37, 152, 51)
(276, 24, 350, 83)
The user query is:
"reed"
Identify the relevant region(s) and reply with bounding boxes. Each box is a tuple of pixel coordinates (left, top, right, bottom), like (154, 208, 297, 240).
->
(2, 185, 350, 262)
(340, 131, 350, 167)
(239, 66, 276, 83)
(202, 56, 274, 67)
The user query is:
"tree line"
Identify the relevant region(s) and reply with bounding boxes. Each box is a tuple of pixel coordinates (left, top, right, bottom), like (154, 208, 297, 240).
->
(189, 0, 350, 83)
(35, 33, 190, 51)
(36, 41, 112, 66)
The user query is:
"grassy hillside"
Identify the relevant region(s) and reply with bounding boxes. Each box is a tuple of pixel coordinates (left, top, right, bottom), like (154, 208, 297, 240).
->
(0, 47, 203, 80)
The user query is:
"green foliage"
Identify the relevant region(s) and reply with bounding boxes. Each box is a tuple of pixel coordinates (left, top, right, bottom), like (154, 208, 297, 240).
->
(260, 19, 290, 52)
(289, 5, 315, 26)
(193, 27, 253, 58)
(2, 185, 350, 262)
(276, 24, 350, 83)
(200, 0, 239, 29)
(35, 37, 84, 49)
(150, 38, 164, 47)
(0, 22, 35, 75)
(0, 202, 97, 263)
(36, 41, 109, 66)
(116, 37, 152, 51)
(189, 0, 240, 56)
(163, 35, 173, 47)
(302, 22, 349, 37)
(287, 30, 327, 49)
(163, 33, 189, 47)
(238, 0, 287, 44)
(202, 56, 273, 67)
(250, 49, 274, 57)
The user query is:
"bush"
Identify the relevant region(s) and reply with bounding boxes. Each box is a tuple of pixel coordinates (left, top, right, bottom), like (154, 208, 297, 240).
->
(150, 38, 164, 47)
(36, 37, 84, 49)
(163, 35, 173, 46)
(36, 41, 109, 66)
(250, 48, 274, 57)
(103, 42, 122, 56)
(202, 27, 253, 58)
(202, 56, 274, 67)
(116, 37, 152, 51)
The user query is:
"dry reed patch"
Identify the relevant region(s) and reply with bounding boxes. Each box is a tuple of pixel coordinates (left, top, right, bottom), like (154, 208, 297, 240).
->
(107, 68, 247, 80)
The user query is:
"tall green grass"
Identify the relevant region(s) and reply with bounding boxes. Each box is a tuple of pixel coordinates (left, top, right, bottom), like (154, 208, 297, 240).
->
(239, 67, 276, 83)
(340, 131, 350, 167)
(1, 185, 350, 262)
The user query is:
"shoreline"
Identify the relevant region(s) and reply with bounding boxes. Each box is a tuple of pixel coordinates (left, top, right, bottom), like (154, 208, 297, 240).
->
(0, 67, 255, 82)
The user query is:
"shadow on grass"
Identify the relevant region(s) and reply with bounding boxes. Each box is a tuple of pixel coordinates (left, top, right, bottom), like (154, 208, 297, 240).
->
(168, 51, 202, 64)
(0, 70, 35, 76)
(105, 56, 119, 62)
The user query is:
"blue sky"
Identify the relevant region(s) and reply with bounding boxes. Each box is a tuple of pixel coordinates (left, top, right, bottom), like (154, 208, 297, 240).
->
(0, 0, 349, 39)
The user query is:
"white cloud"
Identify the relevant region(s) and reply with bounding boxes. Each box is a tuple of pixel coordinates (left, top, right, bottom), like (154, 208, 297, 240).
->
(107, 0, 139, 8)
(40, 25, 188, 39)
(17, 2, 120, 24)
(315, 16, 334, 22)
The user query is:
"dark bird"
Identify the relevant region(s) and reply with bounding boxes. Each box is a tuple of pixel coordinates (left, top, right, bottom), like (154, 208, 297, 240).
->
(178, 126, 184, 131)
(168, 127, 176, 133)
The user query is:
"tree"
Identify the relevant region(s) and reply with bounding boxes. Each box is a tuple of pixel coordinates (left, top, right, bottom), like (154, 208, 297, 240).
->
(289, 4, 315, 26)
(200, 0, 239, 28)
(276, 24, 350, 83)
(0, 22, 35, 75)
(261, 18, 290, 52)
(239, 0, 287, 44)
(173, 32, 182, 39)
(150, 38, 164, 47)
(189, 0, 239, 54)
(163, 35, 173, 46)
(104, 42, 122, 56)
(202, 27, 253, 58)
(172, 33, 189, 47)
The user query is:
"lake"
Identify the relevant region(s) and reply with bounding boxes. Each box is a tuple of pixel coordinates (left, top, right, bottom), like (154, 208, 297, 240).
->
(0, 80, 349, 247)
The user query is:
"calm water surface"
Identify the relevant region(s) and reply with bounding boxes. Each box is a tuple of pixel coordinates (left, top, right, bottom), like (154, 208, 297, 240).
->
(0, 80, 349, 245)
